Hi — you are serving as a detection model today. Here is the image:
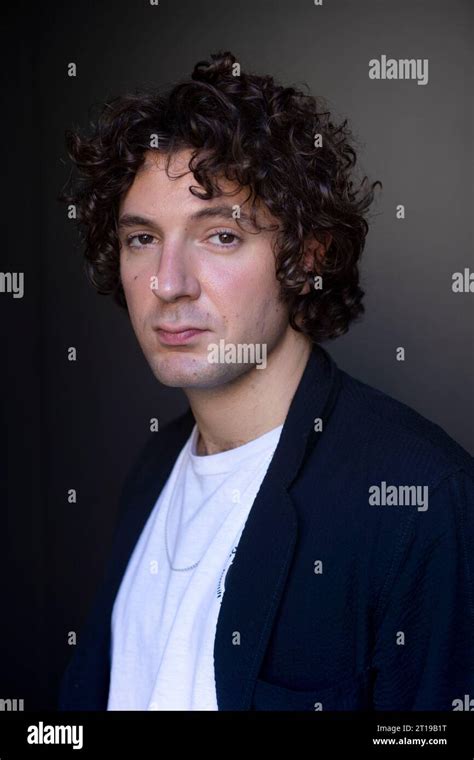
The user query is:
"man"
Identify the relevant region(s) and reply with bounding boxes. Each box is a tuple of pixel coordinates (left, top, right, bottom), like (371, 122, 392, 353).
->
(58, 51, 474, 711)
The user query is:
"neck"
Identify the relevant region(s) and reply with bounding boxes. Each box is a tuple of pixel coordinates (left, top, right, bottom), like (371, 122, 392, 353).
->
(185, 329, 312, 456)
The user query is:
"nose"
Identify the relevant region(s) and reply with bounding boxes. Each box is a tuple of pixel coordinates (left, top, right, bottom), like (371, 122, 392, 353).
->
(151, 241, 201, 303)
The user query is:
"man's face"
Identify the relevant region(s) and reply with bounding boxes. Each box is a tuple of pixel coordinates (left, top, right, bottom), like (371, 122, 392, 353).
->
(118, 149, 293, 389)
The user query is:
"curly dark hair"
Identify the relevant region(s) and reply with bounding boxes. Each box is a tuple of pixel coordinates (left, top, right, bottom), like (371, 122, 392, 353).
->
(58, 50, 381, 343)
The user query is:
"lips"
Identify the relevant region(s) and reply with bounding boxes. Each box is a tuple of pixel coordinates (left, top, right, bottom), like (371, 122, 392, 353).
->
(154, 325, 208, 346)
(155, 325, 204, 334)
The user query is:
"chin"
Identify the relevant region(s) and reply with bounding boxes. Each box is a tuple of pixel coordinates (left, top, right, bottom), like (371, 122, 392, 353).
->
(148, 352, 248, 390)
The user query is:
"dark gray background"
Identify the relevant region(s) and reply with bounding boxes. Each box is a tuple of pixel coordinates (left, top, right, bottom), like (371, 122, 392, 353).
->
(1, 0, 472, 709)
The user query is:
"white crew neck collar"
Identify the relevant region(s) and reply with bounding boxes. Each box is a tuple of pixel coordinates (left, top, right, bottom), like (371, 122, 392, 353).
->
(187, 422, 284, 475)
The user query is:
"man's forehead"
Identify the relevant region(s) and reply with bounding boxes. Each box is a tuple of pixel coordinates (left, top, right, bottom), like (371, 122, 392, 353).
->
(127, 149, 273, 223)
(140, 148, 243, 197)
(141, 148, 192, 174)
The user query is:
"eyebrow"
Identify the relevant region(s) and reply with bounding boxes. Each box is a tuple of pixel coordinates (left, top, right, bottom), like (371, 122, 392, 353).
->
(117, 205, 257, 231)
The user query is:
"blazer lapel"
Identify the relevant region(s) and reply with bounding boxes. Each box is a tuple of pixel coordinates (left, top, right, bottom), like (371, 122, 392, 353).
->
(213, 343, 341, 709)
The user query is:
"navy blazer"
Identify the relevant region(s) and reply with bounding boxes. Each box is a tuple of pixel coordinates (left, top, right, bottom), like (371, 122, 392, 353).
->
(58, 344, 474, 711)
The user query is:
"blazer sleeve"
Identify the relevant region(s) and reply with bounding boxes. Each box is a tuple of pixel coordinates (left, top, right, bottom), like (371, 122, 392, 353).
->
(371, 468, 474, 710)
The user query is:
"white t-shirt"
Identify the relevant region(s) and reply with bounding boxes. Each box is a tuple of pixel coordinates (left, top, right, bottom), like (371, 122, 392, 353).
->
(107, 421, 284, 710)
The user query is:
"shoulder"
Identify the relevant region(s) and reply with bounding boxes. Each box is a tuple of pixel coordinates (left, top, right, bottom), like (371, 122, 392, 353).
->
(323, 367, 474, 575)
(330, 367, 474, 488)
(316, 367, 474, 623)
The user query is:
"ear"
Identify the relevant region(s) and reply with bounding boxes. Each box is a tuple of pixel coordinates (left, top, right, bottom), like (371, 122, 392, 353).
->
(298, 232, 333, 295)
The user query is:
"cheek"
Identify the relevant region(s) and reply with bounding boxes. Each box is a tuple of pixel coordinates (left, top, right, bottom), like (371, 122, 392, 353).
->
(227, 253, 278, 300)
(120, 266, 153, 330)
(218, 261, 284, 332)
(120, 252, 137, 285)
(248, 257, 287, 323)
(236, 259, 281, 312)
(121, 257, 149, 300)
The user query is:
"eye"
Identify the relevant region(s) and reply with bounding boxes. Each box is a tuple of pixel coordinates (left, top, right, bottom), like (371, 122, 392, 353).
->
(125, 233, 157, 249)
(207, 230, 242, 248)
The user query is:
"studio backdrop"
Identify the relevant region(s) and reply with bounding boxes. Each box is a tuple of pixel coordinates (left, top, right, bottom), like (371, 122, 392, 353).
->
(1, 0, 473, 710)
